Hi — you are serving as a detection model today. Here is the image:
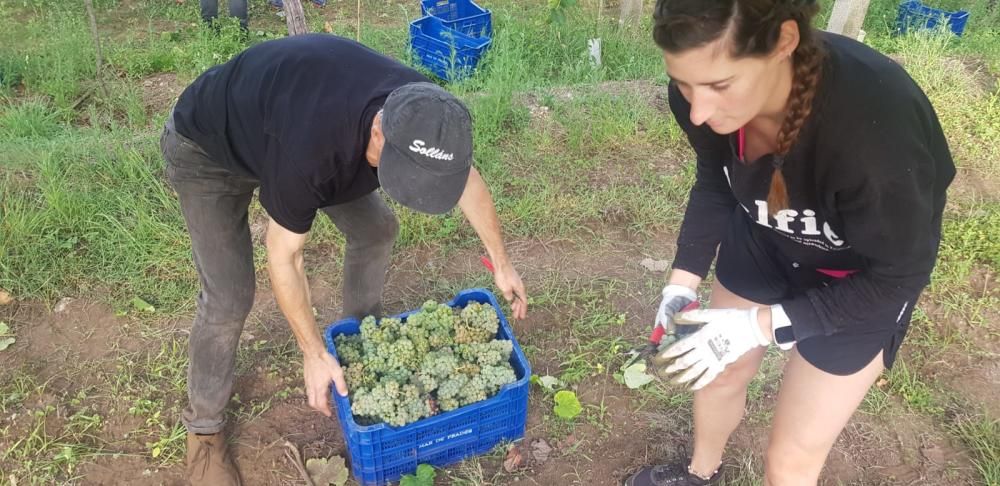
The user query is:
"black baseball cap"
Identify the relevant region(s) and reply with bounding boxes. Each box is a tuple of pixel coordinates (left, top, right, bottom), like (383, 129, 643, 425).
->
(378, 82, 473, 214)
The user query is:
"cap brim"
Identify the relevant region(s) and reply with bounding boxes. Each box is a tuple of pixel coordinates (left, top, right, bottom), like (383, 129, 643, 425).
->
(378, 142, 471, 215)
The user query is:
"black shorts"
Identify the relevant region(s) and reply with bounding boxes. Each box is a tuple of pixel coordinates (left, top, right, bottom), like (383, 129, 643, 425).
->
(715, 211, 914, 376)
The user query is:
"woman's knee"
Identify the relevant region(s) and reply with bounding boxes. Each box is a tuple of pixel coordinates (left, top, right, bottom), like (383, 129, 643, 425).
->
(698, 347, 767, 392)
(764, 439, 825, 486)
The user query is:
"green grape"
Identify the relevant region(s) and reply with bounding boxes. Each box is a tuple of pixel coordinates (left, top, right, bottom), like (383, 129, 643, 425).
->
(349, 301, 517, 426)
(420, 349, 458, 378)
(362, 339, 379, 359)
(377, 318, 402, 344)
(334, 334, 364, 365)
(389, 338, 418, 369)
(408, 300, 456, 346)
(351, 385, 395, 425)
(401, 321, 431, 356)
(360, 316, 379, 341)
(459, 374, 489, 406)
(479, 340, 514, 366)
(479, 364, 516, 394)
(455, 303, 499, 344)
(344, 363, 377, 390)
(401, 396, 432, 424)
(382, 380, 400, 398)
(380, 367, 412, 386)
(438, 397, 460, 411)
(437, 374, 468, 402)
(375, 383, 431, 427)
(454, 340, 512, 367)
(414, 371, 437, 393)
(400, 383, 420, 400)
(376, 342, 398, 369)
(362, 351, 389, 375)
(454, 362, 480, 376)
(428, 328, 453, 348)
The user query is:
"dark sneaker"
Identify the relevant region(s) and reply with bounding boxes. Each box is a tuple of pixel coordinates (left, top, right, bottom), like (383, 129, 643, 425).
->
(186, 432, 243, 486)
(624, 462, 722, 486)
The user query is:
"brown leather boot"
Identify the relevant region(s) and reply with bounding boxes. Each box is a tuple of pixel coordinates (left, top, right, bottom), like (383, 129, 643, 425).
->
(186, 432, 243, 486)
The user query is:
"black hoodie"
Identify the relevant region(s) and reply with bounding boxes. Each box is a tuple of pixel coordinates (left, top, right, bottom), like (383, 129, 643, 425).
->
(669, 32, 956, 342)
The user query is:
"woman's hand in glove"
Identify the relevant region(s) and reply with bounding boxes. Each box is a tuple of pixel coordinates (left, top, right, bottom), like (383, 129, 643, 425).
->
(655, 284, 698, 334)
(654, 307, 771, 390)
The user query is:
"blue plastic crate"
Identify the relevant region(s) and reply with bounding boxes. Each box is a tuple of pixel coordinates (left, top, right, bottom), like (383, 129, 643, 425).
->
(410, 15, 491, 81)
(895, 1, 969, 36)
(323, 288, 531, 486)
(420, 0, 492, 38)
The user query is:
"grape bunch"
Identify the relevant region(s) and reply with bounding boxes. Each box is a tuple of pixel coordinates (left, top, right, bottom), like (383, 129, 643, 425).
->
(333, 300, 518, 427)
(456, 302, 500, 344)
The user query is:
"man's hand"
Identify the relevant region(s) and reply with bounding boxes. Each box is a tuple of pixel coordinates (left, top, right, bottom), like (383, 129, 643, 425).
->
(266, 219, 349, 417)
(303, 350, 348, 417)
(655, 308, 770, 390)
(493, 261, 527, 319)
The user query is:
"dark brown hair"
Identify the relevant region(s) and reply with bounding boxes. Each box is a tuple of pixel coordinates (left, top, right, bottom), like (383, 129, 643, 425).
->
(653, 0, 824, 213)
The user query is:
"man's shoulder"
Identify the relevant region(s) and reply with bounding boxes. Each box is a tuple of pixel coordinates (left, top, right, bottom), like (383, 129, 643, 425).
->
(241, 34, 400, 69)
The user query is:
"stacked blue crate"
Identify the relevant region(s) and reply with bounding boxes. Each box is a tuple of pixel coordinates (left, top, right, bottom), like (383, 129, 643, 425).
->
(895, 1, 970, 36)
(410, 0, 492, 81)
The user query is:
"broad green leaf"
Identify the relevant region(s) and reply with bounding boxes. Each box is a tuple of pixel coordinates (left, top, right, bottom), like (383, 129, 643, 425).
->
(530, 374, 564, 391)
(131, 297, 155, 313)
(416, 464, 435, 481)
(0, 337, 14, 351)
(553, 390, 582, 420)
(623, 362, 655, 389)
(305, 456, 348, 486)
(400, 463, 436, 486)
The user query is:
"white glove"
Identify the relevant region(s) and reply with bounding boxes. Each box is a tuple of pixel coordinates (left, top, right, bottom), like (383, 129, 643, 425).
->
(655, 285, 698, 333)
(657, 307, 770, 390)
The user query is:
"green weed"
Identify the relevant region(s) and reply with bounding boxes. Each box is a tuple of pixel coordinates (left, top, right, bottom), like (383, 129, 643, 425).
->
(948, 416, 1000, 485)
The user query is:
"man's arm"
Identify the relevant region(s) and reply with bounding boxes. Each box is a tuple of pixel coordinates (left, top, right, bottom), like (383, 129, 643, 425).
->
(457, 167, 528, 319)
(265, 219, 348, 417)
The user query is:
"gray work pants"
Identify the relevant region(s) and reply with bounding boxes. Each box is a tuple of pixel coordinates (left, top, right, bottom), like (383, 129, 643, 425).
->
(200, 0, 248, 29)
(160, 116, 398, 434)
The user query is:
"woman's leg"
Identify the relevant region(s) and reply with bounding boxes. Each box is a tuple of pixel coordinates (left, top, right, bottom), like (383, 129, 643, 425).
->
(764, 348, 885, 485)
(688, 279, 769, 476)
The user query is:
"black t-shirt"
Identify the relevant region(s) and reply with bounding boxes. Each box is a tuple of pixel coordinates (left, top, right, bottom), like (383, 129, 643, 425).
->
(669, 32, 956, 342)
(172, 34, 431, 233)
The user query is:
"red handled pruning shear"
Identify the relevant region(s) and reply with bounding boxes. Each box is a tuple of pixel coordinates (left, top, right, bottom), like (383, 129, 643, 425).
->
(479, 256, 523, 303)
(623, 301, 702, 368)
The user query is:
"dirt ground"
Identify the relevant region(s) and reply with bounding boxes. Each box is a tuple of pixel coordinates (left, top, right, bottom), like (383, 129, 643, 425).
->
(2, 232, 994, 485)
(2, 1, 998, 479)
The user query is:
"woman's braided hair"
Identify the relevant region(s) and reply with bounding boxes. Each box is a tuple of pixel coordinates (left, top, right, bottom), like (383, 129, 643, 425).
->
(653, 0, 824, 213)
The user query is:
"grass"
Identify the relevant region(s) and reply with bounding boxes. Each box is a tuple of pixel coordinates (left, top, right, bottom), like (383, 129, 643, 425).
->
(862, 0, 1000, 72)
(0, 0, 998, 484)
(0, 125, 194, 308)
(949, 416, 1000, 485)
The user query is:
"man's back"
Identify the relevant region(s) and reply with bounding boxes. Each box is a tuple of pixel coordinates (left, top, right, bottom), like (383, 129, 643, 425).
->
(171, 34, 430, 233)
